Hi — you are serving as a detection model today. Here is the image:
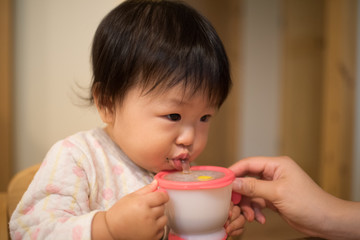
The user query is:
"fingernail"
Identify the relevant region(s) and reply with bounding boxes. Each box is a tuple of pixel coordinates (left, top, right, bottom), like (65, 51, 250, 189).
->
(233, 178, 242, 189)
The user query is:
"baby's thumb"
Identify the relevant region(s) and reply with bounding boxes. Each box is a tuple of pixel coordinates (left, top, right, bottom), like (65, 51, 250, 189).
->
(135, 180, 158, 195)
(232, 178, 274, 201)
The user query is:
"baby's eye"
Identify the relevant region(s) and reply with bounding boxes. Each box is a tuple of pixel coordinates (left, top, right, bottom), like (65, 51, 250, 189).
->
(200, 115, 212, 122)
(167, 114, 181, 121)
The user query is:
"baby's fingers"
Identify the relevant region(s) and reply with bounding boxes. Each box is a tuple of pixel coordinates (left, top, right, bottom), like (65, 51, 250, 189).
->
(134, 180, 158, 195)
(147, 190, 169, 207)
(151, 204, 166, 219)
(153, 213, 168, 240)
(226, 208, 246, 236)
(230, 204, 241, 222)
(239, 196, 255, 221)
(156, 214, 168, 228)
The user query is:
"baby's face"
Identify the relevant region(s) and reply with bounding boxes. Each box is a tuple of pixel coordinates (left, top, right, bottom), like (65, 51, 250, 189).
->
(103, 84, 215, 173)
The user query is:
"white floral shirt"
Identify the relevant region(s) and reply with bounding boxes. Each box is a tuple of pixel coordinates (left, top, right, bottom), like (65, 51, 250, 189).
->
(9, 128, 154, 240)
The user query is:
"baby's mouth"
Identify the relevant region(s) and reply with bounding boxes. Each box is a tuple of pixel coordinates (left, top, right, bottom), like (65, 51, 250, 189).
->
(171, 159, 185, 170)
(168, 156, 190, 171)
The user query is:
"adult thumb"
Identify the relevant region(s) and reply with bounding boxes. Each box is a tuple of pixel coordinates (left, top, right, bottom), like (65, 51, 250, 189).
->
(232, 177, 274, 201)
(135, 180, 158, 195)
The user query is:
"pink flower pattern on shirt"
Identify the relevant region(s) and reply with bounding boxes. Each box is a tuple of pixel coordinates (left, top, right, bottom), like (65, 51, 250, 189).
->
(72, 225, 83, 240)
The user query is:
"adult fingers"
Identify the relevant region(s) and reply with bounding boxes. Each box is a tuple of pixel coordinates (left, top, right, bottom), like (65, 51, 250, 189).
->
(252, 202, 266, 224)
(232, 177, 277, 203)
(229, 156, 284, 178)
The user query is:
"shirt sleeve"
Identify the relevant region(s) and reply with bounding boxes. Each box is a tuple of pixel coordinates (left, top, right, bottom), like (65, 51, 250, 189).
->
(9, 139, 98, 240)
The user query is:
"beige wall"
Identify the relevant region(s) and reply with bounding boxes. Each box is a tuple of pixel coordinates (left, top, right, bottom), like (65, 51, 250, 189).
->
(240, 0, 281, 158)
(13, 0, 121, 172)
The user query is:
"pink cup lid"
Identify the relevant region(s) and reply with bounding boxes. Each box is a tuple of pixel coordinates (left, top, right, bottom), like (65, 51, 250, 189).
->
(155, 166, 235, 190)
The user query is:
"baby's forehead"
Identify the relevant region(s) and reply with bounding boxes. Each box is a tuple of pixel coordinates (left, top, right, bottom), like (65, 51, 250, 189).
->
(140, 83, 216, 106)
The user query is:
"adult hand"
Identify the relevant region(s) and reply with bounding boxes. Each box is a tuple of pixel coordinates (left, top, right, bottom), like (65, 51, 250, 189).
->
(229, 156, 360, 239)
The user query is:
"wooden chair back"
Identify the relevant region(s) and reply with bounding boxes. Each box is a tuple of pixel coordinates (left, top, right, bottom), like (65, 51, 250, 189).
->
(0, 164, 40, 239)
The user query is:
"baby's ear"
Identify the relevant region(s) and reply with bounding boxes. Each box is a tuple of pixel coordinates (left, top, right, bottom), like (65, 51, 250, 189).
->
(93, 93, 115, 124)
(96, 104, 115, 124)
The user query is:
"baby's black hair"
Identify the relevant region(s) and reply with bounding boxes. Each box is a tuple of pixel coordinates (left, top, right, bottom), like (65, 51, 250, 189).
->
(91, 0, 231, 108)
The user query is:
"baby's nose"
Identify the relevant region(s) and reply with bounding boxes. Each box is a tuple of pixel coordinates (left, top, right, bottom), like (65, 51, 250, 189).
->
(176, 126, 195, 147)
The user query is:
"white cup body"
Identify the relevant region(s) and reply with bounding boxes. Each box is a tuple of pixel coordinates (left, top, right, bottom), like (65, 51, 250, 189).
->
(165, 184, 232, 236)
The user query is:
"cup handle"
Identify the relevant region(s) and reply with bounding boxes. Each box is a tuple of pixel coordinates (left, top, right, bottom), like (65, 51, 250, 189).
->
(231, 191, 241, 204)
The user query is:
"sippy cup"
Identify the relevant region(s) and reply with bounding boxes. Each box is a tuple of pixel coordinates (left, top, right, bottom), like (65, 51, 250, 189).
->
(155, 166, 241, 240)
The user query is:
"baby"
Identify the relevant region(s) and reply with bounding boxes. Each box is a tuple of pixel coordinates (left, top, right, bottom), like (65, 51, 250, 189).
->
(10, 1, 245, 239)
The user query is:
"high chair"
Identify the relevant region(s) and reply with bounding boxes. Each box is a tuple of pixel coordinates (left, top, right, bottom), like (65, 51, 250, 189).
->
(0, 164, 41, 240)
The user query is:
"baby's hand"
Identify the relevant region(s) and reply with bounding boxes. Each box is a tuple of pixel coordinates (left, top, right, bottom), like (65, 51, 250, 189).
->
(105, 180, 169, 240)
(224, 202, 246, 237)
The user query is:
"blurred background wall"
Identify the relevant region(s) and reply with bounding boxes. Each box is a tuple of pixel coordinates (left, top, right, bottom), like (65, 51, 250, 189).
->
(1, 0, 359, 202)
(12, 0, 109, 172)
